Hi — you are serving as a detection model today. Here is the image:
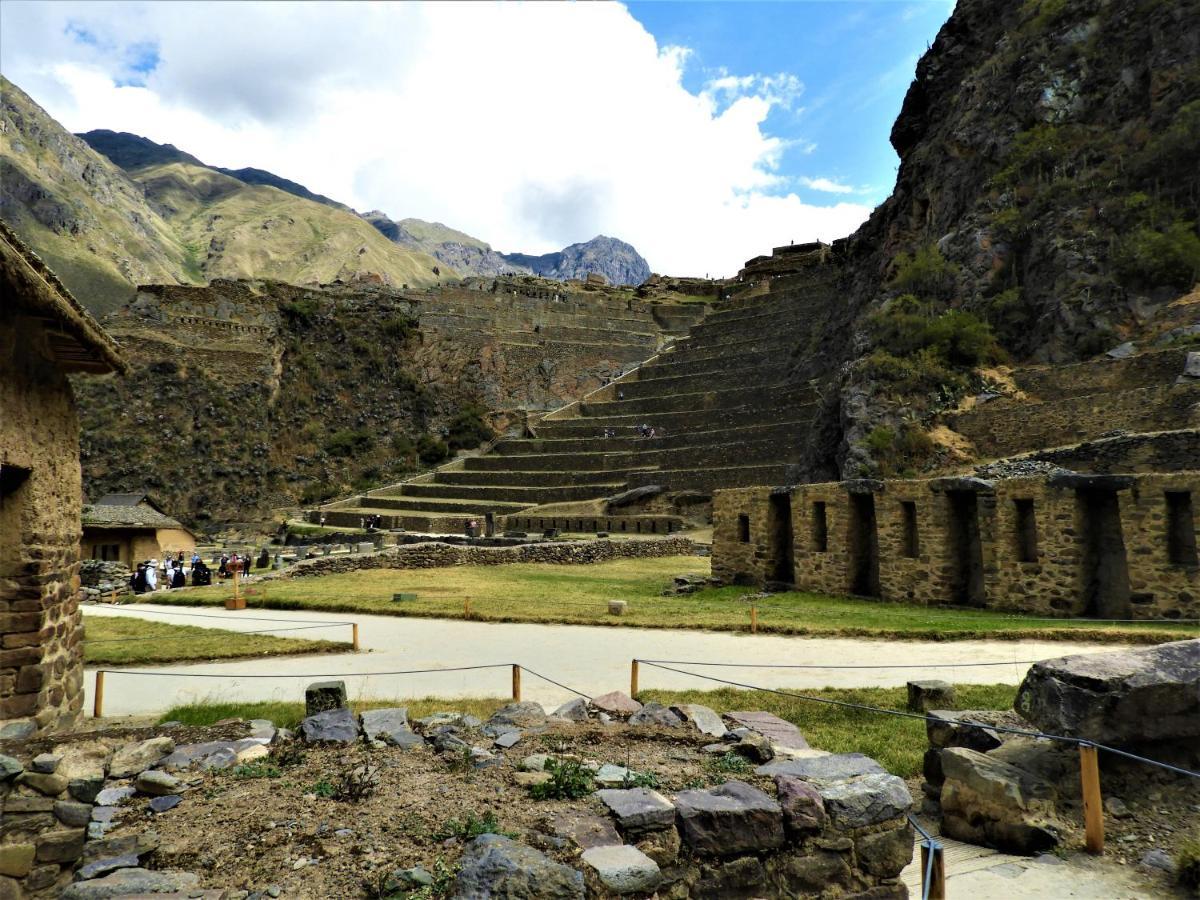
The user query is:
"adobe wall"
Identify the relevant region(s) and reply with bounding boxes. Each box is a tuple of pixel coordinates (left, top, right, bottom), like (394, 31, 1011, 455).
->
(0, 312, 85, 737)
(713, 472, 1200, 619)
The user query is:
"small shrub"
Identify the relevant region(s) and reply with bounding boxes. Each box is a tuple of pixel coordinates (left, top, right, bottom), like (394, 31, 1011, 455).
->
(311, 779, 336, 798)
(530, 757, 595, 800)
(381, 315, 418, 341)
(299, 482, 338, 505)
(232, 762, 281, 779)
(435, 811, 514, 840)
(281, 298, 320, 325)
(1178, 832, 1200, 891)
(446, 406, 494, 452)
(333, 761, 379, 802)
(269, 740, 306, 768)
(325, 428, 375, 458)
(620, 770, 661, 789)
(1114, 221, 1200, 289)
(417, 434, 449, 465)
(888, 245, 958, 301)
(708, 751, 751, 774)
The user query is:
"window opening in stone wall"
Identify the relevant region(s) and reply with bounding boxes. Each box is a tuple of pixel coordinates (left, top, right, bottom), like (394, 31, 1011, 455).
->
(767, 493, 795, 585)
(737, 513, 751, 543)
(946, 491, 986, 607)
(1166, 491, 1199, 566)
(1077, 488, 1132, 618)
(1014, 499, 1038, 563)
(810, 502, 828, 552)
(848, 493, 880, 597)
(900, 501, 919, 558)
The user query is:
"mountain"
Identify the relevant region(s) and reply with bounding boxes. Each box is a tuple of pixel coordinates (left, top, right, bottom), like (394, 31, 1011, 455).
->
(0, 88, 450, 315)
(0, 78, 192, 314)
(361, 211, 522, 278)
(499, 235, 651, 286)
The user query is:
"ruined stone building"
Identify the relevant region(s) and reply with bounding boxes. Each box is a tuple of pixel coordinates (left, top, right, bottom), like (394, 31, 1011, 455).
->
(0, 222, 127, 737)
(713, 471, 1199, 620)
(81, 493, 195, 566)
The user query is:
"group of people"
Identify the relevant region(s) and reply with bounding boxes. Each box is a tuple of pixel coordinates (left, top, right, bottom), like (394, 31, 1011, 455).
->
(128, 550, 251, 593)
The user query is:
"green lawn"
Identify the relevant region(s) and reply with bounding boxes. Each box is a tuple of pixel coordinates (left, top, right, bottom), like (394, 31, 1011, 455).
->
(151, 556, 1197, 643)
(83, 615, 352, 666)
(641, 684, 1017, 776)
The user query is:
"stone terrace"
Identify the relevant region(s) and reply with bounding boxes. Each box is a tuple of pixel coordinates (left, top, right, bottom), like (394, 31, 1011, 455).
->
(317, 266, 841, 534)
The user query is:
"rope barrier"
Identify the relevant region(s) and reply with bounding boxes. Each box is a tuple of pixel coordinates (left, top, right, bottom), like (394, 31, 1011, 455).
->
(635, 660, 1200, 779)
(82, 606, 355, 627)
(636, 658, 1044, 669)
(92, 663, 513, 679)
(82, 623, 354, 645)
(517, 666, 593, 700)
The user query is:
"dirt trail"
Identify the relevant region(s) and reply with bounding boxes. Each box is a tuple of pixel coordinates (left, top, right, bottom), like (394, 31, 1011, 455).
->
(82, 603, 1134, 717)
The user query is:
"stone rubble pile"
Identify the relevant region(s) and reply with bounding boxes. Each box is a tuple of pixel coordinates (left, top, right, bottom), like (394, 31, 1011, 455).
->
(77, 560, 133, 599)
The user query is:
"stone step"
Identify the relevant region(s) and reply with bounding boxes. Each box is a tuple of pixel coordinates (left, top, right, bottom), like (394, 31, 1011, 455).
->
(626, 462, 801, 491)
(1011, 348, 1190, 400)
(676, 304, 825, 346)
(536, 397, 819, 436)
(636, 348, 784, 382)
(503, 512, 685, 535)
(576, 381, 798, 418)
(316, 507, 472, 532)
(616, 362, 785, 399)
(397, 481, 626, 503)
(355, 495, 532, 514)
(653, 332, 804, 365)
(433, 467, 658, 487)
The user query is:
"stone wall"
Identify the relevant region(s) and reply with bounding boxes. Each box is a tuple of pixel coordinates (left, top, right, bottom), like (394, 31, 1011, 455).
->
(1019, 429, 1200, 475)
(0, 313, 85, 739)
(713, 472, 1200, 619)
(281, 536, 698, 578)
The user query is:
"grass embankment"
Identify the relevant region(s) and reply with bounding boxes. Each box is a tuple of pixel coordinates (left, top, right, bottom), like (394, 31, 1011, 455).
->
(156, 685, 1014, 777)
(159, 556, 1196, 643)
(158, 697, 506, 729)
(83, 615, 352, 666)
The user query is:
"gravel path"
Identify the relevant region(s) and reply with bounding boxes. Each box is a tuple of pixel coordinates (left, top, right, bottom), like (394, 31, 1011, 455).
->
(82, 603, 1134, 718)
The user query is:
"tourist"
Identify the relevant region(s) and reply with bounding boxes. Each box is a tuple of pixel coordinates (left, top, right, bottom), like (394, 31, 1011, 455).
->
(131, 562, 147, 594)
(218, 554, 229, 580)
(319, 513, 327, 527)
(242, 553, 251, 577)
(617, 388, 625, 401)
(144, 560, 158, 592)
(192, 559, 211, 586)
(171, 564, 186, 589)
(229, 552, 240, 579)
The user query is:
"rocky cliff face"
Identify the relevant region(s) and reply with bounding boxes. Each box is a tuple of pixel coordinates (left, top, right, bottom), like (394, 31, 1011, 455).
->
(500, 235, 652, 286)
(361, 211, 524, 278)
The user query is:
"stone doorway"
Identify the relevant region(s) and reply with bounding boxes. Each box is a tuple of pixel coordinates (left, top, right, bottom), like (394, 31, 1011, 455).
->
(1077, 489, 1132, 618)
(946, 491, 986, 607)
(848, 492, 880, 597)
(766, 491, 795, 586)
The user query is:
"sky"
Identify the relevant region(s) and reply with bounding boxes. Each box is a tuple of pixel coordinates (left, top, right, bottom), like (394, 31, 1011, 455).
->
(0, 1, 953, 277)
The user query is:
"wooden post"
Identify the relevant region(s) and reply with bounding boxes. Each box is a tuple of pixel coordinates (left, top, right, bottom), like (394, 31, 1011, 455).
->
(351, 623, 360, 651)
(920, 842, 946, 900)
(512, 664, 521, 702)
(93, 670, 105, 719)
(630, 659, 639, 697)
(1080, 743, 1105, 854)
(464, 596, 472, 619)
(750, 606, 758, 634)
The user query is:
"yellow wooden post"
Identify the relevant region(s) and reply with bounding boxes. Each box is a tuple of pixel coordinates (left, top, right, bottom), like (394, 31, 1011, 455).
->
(352, 623, 360, 651)
(1080, 743, 1105, 854)
(630, 659, 639, 697)
(512, 664, 521, 702)
(920, 843, 946, 900)
(751, 606, 758, 634)
(464, 596, 472, 619)
(93, 670, 105, 718)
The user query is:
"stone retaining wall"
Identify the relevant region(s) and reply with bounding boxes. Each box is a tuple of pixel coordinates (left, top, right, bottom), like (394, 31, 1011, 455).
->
(281, 536, 698, 578)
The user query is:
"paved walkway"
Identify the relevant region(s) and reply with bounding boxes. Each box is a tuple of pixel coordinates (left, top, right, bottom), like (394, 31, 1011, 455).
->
(82, 603, 1133, 718)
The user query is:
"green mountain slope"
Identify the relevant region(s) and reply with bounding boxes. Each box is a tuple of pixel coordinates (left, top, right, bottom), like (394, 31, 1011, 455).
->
(0, 77, 191, 314)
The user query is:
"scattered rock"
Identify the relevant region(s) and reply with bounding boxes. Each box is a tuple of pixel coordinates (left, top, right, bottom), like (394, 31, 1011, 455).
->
(673, 704, 726, 738)
(818, 774, 912, 829)
(597, 788, 676, 833)
(60, 867, 200, 899)
(0, 754, 23, 780)
(547, 811, 622, 850)
(674, 781, 785, 856)
(360, 708, 418, 747)
(57, 742, 110, 781)
(1104, 796, 1132, 819)
(108, 737, 175, 778)
(907, 680, 956, 712)
(513, 772, 553, 788)
(1138, 848, 1176, 875)
(494, 731, 523, 749)
(731, 731, 774, 763)
(454, 834, 585, 899)
(521, 754, 551, 772)
(305, 680, 348, 716)
(74, 852, 141, 881)
(595, 764, 637, 785)
(299, 707, 358, 743)
(591, 691, 642, 715)
(17, 771, 68, 796)
(756, 753, 886, 783)
(135, 770, 182, 797)
(148, 795, 183, 813)
(486, 702, 547, 729)
(774, 776, 827, 834)
(94, 786, 136, 806)
(581, 844, 662, 893)
(724, 711, 809, 750)
(628, 702, 684, 728)
(53, 801, 93, 827)
(551, 698, 591, 721)
(939, 747, 1063, 853)
(31, 753, 62, 774)
(1014, 639, 1200, 745)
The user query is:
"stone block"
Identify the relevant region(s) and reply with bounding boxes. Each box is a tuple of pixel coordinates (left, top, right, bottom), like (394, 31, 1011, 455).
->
(16, 771, 68, 796)
(108, 737, 174, 778)
(360, 708, 411, 745)
(818, 774, 912, 828)
(756, 752, 885, 783)
(0, 844, 35, 878)
(773, 775, 827, 834)
(582, 844, 662, 894)
(135, 770, 181, 796)
(35, 828, 85, 863)
(856, 823, 915, 877)
(305, 680, 348, 716)
(547, 811, 622, 850)
(80, 830, 159, 864)
(608, 600, 628, 616)
(59, 868, 200, 899)
(907, 680, 955, 712)
(486, 702, 547, 729)
(299, 707, 358, 743)
(674, 781, 784, 856)
(3, 795, 54, 813)
(925, 710, 1009, 752)
(551, 698, 591, 721)
(30, 753, 60, 774)
(724, 710, 809, 750)
(597, 788, 676, 833)
(53, 800, 92, 827)
(67, 776, 103, 804)
(56, 742, 109, 781)
(780, 850, 852, 892)
(0, 755, 22, 781)
(628, 702, 684, 727)
(673, 704, 726, 738)
(454, 834, 584, 899)
(1014, 639, 1200, 746)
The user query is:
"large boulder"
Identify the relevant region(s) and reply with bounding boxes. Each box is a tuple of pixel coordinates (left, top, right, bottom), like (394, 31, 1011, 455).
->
(108, 737, 174, 778)
(817, 774, 911, 828)
(299, 707, 358, 744)
(673, 781, 784, 856)
(1014, 639, 1200, 746)
(453, 834, 584, 899)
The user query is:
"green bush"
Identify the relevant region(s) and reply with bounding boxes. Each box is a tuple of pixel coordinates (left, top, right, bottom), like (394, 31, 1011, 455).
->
(325, 428, 375, 458)
(299, 482, 338, 505)
(435, 811, 514, 840)
(530, 758, 594, 800)
(381, 314, 418, 341)
(867, 299, 1002, 369)
(280, 298, 320, 325)
(1179, 831, 1200, 891)
(1114, 221, 1200, 289)
(889, 245, 958, 301)
(417, 434, 449, 465)
(446, 406, 494, 452)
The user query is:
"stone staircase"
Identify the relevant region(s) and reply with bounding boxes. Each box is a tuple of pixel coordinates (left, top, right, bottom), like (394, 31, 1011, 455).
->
(314, 271, 839, 534)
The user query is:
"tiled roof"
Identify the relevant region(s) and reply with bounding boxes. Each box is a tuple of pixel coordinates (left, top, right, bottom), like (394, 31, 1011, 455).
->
(82, 501, 187, 531)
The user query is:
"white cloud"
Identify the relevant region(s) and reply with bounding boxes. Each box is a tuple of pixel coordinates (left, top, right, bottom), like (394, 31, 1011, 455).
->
(0, 1, 873, 277)
(798, 176, 856, 194)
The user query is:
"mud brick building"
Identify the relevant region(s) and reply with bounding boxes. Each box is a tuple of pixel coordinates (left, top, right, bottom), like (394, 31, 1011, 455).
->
(0, 222, 127, 737)
(713, 471, 1199, 620)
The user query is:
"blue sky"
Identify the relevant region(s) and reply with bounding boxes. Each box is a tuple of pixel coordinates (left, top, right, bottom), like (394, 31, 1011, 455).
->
(0, 1, 956, 275)
(628, 1, 953, 206)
